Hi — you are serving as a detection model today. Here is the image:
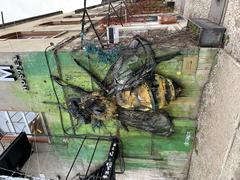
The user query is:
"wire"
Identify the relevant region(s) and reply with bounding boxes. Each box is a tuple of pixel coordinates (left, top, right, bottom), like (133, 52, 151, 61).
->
(25, 133, 118, 142)
(22, 134, 125, 179)
(65, 136, 86, 180)
(35, 138, 41, 176)
(84, 138, 100, 178)
(44, 45, 70, 136)
(0, 167, 32, 178)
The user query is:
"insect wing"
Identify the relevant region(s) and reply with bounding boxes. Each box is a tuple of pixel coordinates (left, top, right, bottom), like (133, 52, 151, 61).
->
(103, 36, 156, 94)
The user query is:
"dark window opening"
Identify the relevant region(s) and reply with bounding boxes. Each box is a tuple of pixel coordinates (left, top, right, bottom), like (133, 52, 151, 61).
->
(39, 21, 81, 26)
(64, 15, 82, 18)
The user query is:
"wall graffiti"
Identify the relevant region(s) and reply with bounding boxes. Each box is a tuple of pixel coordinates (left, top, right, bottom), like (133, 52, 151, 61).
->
(0, 65, 16, 82)
(0, 55, 29, 91)
(13, 55, 29, 90)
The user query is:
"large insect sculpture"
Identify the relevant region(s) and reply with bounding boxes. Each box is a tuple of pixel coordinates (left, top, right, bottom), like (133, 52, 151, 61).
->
(51, 35, 182, 137)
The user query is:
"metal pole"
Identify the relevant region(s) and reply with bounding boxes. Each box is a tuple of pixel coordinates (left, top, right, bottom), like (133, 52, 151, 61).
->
(84, 138, 100, 178)
(110, 3, 123, 26)
(5, 111, 16, 133)
(1, 11, 4, 27)
(108, 0, 111, 27)
(120, 1, 123, 19)
(21, 112, 31, 134)
(65, 136, 86, 180)
(80, 0, 87, 49)
(122, 0, 131, 19)
(85, 11, 104, 48)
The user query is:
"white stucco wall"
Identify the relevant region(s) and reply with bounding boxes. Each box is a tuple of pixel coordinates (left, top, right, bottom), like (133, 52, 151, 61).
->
(222, 0, 240, 60)
(183, 0, 212, 19)
(0, 0, 102, 23)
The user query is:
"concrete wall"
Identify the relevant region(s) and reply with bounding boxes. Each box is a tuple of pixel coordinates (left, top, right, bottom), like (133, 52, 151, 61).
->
(174, 0, 182, 12)
(222, 0, 240, 60)
(184, 0, 240, 179)
(183, 0, 211, 18)
(188, 50, 240, 180)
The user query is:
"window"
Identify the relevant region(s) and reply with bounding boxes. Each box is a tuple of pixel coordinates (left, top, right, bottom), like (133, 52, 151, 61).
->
(64, 15, 82, 18)
(0, 31, 67, 39)
(0, 111, 48, 135)
(39, 20, 80, 26)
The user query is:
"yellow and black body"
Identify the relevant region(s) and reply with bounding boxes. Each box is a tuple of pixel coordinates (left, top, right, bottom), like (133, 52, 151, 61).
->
(116, 74, 179, 111)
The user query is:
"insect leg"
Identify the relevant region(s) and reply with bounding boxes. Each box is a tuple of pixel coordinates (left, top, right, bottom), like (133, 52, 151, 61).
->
(51, 75, 92, 94)
(42, 101, 68, 111)
(155, 51, 181, 64)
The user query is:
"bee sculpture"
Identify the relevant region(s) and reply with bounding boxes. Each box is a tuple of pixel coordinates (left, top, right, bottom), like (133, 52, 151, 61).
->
(52, 35, 182, 136)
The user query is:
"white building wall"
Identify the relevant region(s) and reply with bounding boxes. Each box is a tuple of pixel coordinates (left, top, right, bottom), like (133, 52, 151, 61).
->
(0, 0, 102, 23)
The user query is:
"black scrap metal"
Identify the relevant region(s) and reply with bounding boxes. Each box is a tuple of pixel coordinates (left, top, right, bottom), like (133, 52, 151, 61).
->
(79, 137, 120, 180)
(63, 136, 122, 180)
(50, 35, 181, 136)
(81, 0, 104, 48)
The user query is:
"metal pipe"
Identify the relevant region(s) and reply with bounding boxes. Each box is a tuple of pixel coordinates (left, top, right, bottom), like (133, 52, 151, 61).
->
(1, 135, 49, 143)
